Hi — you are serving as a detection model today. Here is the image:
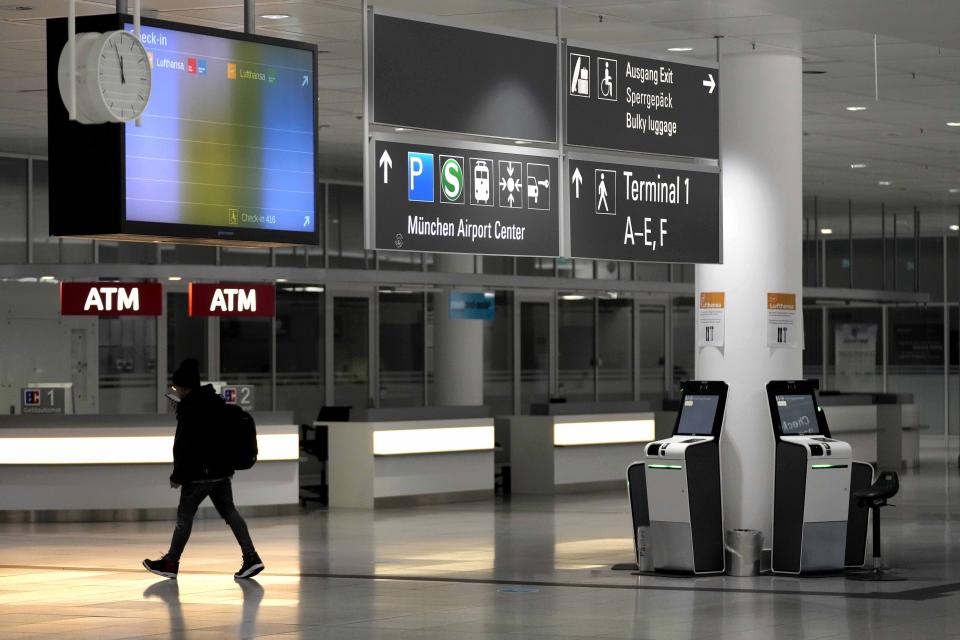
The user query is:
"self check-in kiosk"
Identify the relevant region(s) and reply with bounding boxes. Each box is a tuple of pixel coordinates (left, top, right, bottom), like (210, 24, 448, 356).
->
(640, 381, 728, 574)
(767, 380, 873, 574)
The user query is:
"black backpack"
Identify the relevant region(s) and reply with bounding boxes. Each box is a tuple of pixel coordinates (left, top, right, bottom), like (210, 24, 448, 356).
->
(223, 403, 258, 470)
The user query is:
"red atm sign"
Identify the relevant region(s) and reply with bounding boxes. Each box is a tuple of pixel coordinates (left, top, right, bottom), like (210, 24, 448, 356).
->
(60, 282, 163, 316)
(189, 283, 276, 317)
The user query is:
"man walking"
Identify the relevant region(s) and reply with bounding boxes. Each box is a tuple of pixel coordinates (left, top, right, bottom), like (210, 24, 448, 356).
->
(143, 358, 264, 580)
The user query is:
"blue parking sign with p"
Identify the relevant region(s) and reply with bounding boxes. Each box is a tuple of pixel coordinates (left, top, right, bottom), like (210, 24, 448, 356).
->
(408, 152, 434, 202)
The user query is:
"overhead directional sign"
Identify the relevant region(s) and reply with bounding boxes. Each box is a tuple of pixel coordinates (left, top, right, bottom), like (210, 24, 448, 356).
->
(568, 157, 720, 263)
(372, 138, 560, 257)
(565, 44, 720, 160)
(372, 14, 557, 142)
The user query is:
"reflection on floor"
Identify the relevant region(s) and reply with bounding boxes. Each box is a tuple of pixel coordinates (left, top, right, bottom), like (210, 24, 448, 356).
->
(3, 439, 960, 638)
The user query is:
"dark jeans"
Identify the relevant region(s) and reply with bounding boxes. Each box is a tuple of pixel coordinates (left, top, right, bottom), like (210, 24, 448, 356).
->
(167, 477, 257, 562)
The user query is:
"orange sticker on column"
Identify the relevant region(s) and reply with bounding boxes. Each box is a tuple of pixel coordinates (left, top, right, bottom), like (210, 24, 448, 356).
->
(700, 292, 725, 309)
(767, 292, 796, 311)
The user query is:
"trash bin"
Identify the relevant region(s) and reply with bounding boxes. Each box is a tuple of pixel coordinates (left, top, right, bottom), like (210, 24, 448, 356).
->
(725, 529, 763, 576)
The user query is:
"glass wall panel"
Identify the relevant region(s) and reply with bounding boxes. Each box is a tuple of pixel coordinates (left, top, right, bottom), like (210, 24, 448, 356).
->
(484, 291, 513, 414)
(637, 304, 666, 407)
(671, 297, 695, 397)
(276, 286, 323, 424)
(333, 296, 370, 408)
(0, 157, 27, 264)
(221, 318, 272, 410)
(99, 316, 157, 414)
(825, 306, 882, 392)
(598, 298, 632, 401)
(887, 305, 944, 436)
(328, 184, 368, 269)
(558, 297, 594, 402)
(166, 292, 208, 397)
(379, 292, 424, 407)
(520, 301, 550, 412)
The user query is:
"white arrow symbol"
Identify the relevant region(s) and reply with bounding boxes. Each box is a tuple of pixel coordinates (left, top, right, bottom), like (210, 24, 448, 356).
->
(378, 150, 393, 184)
(703, 73, 716, 94)
(508, 193, 515, 207)
(571, 167, 583, 199)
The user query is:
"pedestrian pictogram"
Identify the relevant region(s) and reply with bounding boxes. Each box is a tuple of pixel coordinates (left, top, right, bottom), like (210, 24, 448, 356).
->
(525, 163, 551, 211)
(499, 160, 523, 208)
(469, 158, 494, 206)
(440, 155, 465, 204)
(569, 53, 590, 98)
(595, 169, 616, 215)
(598, 57, 617, 101)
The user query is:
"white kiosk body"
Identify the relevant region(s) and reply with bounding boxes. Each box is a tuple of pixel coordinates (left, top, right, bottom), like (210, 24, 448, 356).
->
(769, 381, 854, 574)
(644, 381, 727, 574)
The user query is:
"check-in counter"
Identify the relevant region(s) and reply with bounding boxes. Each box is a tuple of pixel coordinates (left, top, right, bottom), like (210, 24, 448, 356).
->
(323, 406, 495, 508)
(0, 412, 300, 522)
(499, 402, 655, 494)
(818, 393, 919, 469)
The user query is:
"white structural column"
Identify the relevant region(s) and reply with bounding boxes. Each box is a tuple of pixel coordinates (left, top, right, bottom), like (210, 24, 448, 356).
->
(434, 255, 484, 406)
(695, 53, 803, 540)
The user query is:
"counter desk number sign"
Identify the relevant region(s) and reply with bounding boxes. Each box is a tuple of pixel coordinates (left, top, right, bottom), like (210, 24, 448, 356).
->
(767, 292, 802, 349)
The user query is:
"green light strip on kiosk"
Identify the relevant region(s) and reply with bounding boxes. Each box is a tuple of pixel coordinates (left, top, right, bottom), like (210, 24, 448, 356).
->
(648, 464, 683, 470)
(811, 464, 849, 469)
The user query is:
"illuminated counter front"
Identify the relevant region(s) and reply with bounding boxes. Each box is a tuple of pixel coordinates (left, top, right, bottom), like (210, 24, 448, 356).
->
(0, 412, 299, 521)
(500, 402, 656, 494)
(323, 407, 495, 508)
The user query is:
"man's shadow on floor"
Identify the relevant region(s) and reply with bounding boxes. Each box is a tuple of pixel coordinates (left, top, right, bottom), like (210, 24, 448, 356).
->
(143, 577, 264, 638)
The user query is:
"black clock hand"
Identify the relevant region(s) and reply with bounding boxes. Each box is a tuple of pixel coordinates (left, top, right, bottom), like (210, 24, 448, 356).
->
(114, 43, 125, 84)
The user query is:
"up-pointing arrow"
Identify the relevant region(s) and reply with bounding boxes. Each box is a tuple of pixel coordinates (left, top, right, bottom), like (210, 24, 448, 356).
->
(379, 150, 393, 184)
(571, 167, 583, 199)
(703, 73, 716, 94)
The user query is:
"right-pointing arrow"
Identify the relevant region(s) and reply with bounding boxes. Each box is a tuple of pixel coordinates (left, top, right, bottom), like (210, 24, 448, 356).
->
(571, 167, 583, 199)
(703, 73, 716, 94)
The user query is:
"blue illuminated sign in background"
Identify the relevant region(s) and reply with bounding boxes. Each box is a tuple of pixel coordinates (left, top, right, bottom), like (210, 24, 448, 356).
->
(449, 292, 495, 320)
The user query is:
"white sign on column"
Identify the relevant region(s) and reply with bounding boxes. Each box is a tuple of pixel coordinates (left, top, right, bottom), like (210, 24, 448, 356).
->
(696, 291, 725, 348)
(766, 292, 803, 349)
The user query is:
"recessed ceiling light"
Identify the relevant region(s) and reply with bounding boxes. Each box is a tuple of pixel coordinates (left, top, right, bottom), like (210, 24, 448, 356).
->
(260, 13, 289, 20)
(951, 225, 960, 232)
(820, 228, 833, 235)
(39, 276, 55, 282)
(167, 276, 182, 282)
(947, 122, 960, 127)
(667, 47, 693, 52)
(878, 180, 891, 186)
(275, 278, 288, 283)
(846, 106, 867, 112)
(394, 127, 407, 132)
(514, 140, 529, 144)
(561, 294, 586, 301)
(850, 163, 867, 169)
(950, 188, 960, 193)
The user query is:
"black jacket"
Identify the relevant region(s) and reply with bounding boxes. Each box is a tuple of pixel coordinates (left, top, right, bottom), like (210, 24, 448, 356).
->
(171, 385, 234, 484)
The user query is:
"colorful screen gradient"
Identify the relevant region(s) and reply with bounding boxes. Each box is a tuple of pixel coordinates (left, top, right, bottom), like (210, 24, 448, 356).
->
(123, 23, 315, 233)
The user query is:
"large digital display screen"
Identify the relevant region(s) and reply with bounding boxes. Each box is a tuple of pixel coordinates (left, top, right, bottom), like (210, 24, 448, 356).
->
(123, 22, 316, 238)
(675, 395, 720, 436)
(774, 394, 821, 436)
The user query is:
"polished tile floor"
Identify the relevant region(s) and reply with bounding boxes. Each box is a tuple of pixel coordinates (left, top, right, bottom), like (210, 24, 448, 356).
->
(4, 441, 960, 639)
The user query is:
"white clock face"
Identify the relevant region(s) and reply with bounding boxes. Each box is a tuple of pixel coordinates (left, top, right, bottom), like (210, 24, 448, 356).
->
(96, 30, 152, 122)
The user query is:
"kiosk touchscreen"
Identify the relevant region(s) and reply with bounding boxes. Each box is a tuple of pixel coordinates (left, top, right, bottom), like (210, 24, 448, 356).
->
(642, 380, 727, 574)
(768, 380, 860, 574)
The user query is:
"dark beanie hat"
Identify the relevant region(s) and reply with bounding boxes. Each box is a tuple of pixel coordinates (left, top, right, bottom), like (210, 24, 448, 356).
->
(172, 358, 201, 389)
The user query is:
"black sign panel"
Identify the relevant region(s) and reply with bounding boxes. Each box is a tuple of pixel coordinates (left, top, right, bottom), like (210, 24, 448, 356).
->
(373, 14, 557, 142)
(373, 139, 559, 257)
(566, 45, 719, 159)
(568, 159, 720, 263)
